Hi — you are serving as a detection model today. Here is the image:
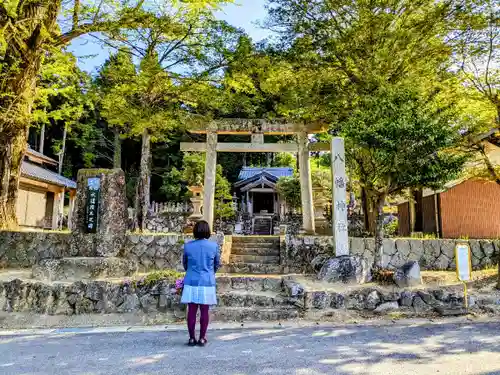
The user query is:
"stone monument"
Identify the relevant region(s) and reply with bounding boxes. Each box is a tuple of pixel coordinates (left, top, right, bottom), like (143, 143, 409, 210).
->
(32, 169, 137, 282)
(71, 169, 129, 257)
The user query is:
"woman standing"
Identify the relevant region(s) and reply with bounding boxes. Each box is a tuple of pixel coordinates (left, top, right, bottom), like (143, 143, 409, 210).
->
(181, 220, 220, 347)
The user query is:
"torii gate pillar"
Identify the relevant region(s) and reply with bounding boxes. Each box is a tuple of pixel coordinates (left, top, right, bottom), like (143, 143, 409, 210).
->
(203, 125, 218, 230)
(297, 131, 315, 234)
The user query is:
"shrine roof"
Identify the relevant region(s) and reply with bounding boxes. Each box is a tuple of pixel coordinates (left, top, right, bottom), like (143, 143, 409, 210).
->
(21, 161, 77, 189)
(238, 167, 294, 181)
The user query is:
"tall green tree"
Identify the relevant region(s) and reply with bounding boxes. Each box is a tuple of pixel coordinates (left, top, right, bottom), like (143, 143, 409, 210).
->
(0, 0, 232, 229)
(264, 0, 471, 237)
(98, 6, 243, 231)
(32, 51, 94, 174)
(343, 86, 466, 266)
(95, 49, 138, 169)
(454, 0, 500, 184)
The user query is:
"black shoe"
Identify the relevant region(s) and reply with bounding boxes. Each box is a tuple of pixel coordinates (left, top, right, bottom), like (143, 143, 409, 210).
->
(187, 338, 197, 347)
(198, 338, 208, 347)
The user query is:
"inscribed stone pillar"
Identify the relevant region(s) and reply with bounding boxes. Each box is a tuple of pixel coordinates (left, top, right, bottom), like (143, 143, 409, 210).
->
(331, 138, 349, 256)
(71, 169, 128, 257)
(297, 131, 315, 234)
(51, 189, 64, 230)
(203, 125, 218, 230)
(68, 190, 76, 230)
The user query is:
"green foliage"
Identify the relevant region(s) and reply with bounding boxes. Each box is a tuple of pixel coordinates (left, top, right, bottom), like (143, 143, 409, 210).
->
(342, 86, 467, 196)
(384, 218, 399, 237)
(272, 152, 296, 168)
(160, 167, 183, 202)
(214, 164, 235, 220)
(125, 269, 185, 288)
(276, 175, 301, 210)
(178, 152, 234, 219)
(276, 161, 332, 211)
(181, 153, 205, 186)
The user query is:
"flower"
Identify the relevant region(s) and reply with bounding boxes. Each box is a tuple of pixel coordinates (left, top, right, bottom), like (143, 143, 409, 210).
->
(175, 278, 184, 295)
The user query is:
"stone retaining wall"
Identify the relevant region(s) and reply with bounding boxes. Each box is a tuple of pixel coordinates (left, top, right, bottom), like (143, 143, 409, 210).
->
(0, 232, 72, 268)
(0, 276, 498, 319)
(1, 230, 498, 272)
(145, 213, 190, 233)
(285, 236, 500, 271)
(0, 231, 225, 271)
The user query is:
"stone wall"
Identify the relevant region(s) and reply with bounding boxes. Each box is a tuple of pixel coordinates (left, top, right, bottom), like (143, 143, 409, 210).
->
(285, 236, 500, 271)
(0, 231, 225, 271)
(1, 229, 498, 272)
(0, 231, 71, 268)
(145, 213, 190, 233)
(0, 276, 498, 319)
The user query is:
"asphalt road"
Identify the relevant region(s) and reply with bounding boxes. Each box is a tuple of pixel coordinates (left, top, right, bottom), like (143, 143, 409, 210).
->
(1, 322, 500, 375)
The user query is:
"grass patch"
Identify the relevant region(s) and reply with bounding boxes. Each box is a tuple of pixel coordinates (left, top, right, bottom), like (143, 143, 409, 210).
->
(124, 269, 185, 288)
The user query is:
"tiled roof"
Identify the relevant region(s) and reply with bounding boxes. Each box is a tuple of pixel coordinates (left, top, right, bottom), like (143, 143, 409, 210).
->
(26, 147, 58, 164)
(21, 161, 77, 189)
(238, 167, 294, 180)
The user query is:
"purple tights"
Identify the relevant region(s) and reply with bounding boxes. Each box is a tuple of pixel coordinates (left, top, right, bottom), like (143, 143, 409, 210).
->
(187, 303, 210, 340)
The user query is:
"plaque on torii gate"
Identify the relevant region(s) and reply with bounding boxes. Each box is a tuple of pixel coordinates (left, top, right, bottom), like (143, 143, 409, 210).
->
(180, 119, 350, 256)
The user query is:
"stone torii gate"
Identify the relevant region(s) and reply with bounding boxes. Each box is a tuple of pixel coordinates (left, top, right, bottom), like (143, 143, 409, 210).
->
(180, 119, 349, 255)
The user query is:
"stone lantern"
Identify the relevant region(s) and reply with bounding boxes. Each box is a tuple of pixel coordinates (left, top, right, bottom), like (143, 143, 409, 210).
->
(313, 186, 329, 235)
(188, 186, 203, 221)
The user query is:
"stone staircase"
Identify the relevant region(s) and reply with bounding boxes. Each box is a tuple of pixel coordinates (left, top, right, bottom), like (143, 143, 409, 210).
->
(212, 275, 301, 321)
(221, 236, 282, 274)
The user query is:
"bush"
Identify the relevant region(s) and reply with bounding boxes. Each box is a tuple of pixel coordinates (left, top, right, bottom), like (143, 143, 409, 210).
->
(383, 217, 399, 237)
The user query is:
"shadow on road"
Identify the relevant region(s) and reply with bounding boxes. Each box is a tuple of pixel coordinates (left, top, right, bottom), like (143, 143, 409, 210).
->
(1, 322, 500, 374)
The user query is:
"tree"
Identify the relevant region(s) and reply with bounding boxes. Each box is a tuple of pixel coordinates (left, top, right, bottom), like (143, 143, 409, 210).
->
(342, 86, 467, 266)
(453, 0, 500, 183)
(0, 0, 232, 229)
(95, 49, 138, 168)
(180, 153, 234, 220)
(98, 5, 243, 231)
(264, 0, 471, 238)
(33, 51, 94, 174)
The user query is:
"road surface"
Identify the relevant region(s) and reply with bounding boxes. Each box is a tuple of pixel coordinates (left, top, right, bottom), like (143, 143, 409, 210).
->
(1, 321, 500, 374)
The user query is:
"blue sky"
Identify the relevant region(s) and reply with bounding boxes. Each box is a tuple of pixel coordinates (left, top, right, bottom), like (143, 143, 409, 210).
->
(68, 0, 269, 73)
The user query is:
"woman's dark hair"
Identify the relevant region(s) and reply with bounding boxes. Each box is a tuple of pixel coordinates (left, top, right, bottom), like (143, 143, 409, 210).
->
(193, 220, 211, 240)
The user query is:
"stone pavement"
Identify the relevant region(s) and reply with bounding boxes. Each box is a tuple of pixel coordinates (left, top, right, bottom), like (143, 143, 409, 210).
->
(1, 320, 500, 374)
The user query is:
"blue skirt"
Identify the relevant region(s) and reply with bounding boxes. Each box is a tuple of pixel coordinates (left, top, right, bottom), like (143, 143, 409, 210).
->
(181, 285, 217, 306)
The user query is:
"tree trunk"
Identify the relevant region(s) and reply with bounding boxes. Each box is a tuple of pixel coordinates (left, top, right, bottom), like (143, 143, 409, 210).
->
(113, 128, 122, 169)
(134, 129, 151, 232)
(0, 129, 29, 229)
(361, 187, 378, 235)
(373, 193, 387, 269)
(408, 188, 416, 233)
(58, 124, 67, 175)
(0, 69, 40, 229)
(479, 145, 500, 185)
(39, 124, 45, 153)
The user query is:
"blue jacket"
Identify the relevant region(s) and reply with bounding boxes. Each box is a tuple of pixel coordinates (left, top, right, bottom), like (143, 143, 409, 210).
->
(183, 239, 220, 287)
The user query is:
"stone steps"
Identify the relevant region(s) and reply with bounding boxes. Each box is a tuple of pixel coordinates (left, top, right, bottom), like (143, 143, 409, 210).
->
(220, 263, 283, 274)
(217, 291, 297, 308)
(231, 242, 279, 249)
(229, 255, 280, 264)
(216, 275, 284, 292)
(231, 247, 280, 256)
(232, 236, 280, 244)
